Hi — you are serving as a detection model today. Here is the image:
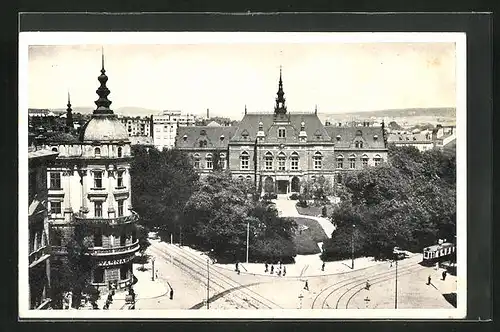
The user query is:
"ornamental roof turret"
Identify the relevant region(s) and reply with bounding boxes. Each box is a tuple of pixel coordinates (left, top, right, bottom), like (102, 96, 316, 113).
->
(274, 66, 287, 115)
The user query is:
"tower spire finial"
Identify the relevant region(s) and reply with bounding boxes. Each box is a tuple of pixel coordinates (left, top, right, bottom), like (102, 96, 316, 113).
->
(101, 46, 105, 71)
(274, 66, 286, 115)
(94, 47, 113, 115)
(245, 104, 247, 114)
(66, 90, 74, 130)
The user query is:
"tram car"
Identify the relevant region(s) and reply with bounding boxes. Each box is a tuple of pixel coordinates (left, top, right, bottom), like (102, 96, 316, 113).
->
(422, 241, 456, 266)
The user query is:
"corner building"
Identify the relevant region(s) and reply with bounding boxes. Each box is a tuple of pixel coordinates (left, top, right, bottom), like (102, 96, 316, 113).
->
(46, 56, 139, 292)
(176, 69, 388, 194)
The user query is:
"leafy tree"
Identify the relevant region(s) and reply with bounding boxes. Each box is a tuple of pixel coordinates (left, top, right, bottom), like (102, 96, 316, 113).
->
(130, 146, 199, 238)
(322, 145, 456, 261)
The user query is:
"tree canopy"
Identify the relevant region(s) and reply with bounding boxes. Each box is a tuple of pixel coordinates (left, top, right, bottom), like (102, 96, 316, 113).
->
(322, 145, 456, 261)
(130, 146, 200, 234)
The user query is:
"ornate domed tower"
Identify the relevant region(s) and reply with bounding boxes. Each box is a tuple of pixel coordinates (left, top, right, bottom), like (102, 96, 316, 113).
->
(47, 50, 139, 296)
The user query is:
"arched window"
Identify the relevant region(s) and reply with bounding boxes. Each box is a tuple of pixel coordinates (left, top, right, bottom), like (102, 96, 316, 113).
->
(246, 175, 252, 182)
(277, 152, 286, 171)
(313, 151, 323, 170)
(219, 152, 226, 169)
(51, 147, 58, 152)
(264, 152, 273, 171)
(117, 147, 123, 158)
(290, 152, 299, 170)
(374, 154, 382, 166)
(94, 147, 101, 158)
(193, 153, 200, 169)
(336, 155, 344, 169)
(205, 153, 213, 169)
(349, 154, 356, 169)
(238, 175, 244, 181)
(240, 151, 249, 170)
(362, 154, 369, 167)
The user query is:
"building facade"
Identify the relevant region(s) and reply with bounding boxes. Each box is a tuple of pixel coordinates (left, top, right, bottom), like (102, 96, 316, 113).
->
(119, 115, 153, 137)
(153, 110, 196, 150)
(28, 146, 59, 309)
(175, 69, 388, 194)
(45, 57, 139, 293)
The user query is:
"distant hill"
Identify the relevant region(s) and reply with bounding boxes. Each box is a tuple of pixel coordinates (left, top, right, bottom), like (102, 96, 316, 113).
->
(46, 106, 160, 117)
(319, 107, 456, 120)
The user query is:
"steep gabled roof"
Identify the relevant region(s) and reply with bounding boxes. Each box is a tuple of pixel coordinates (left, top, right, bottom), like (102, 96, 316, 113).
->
(230, 112, 332, 143)
(325, 126, 386, 149)
(175, 126, 237, 149)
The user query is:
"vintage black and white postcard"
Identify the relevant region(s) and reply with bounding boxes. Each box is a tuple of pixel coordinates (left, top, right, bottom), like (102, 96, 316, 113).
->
(19, 31, 466, 319)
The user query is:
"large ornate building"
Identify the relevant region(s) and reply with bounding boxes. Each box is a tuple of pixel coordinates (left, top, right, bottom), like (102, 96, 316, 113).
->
(175, 69, 388, 194)
(44, 55, 139, 293)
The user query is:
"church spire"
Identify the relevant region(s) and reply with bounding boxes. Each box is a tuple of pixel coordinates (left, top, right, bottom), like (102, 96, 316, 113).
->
(93, 47, 114, 115)
(274, 66, 287, 115)
(66, 91, 74, 130)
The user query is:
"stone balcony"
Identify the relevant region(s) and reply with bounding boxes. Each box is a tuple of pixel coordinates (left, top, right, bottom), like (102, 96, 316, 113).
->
(73, 210, 139, 226)
(87, 240, 140, 256)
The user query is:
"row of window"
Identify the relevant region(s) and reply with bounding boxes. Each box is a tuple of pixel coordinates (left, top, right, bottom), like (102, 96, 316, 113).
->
(193, 153, 226, 170)
(49, 170, 126, 190)
(49, 200, 126, 217)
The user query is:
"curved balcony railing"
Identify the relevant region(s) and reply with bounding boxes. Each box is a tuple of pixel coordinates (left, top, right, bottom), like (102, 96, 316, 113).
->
(87, 240, 140, 256)
(73, 211, 139, 225)
(29, 246, 50, 267)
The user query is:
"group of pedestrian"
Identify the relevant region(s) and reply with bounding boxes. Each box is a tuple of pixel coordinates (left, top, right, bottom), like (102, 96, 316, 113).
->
(264, 261, 286, 277)
(426, 270, 448, 286)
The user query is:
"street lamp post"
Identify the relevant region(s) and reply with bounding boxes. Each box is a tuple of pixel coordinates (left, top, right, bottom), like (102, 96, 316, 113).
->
(206, 258, 210, 309)
(351, 224, 355, 269)
(395, 253, 398, 309)
(246, 221, 250, 264)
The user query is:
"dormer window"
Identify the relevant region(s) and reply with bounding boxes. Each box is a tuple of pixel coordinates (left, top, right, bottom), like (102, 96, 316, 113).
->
(183, 134, 188, 141)
(278, 128, 286, 138)
(314, 130, 322, 140)
(199, 140, 207, 148)
(336, 135, 341, 141)
(200, 130, 206, 136)
(52, 147, 58, 152)
(220, 135, 225, 141)
(356, 130, 363, 136)
(373, 135, 378, 140)
(241, 130, 249, 139)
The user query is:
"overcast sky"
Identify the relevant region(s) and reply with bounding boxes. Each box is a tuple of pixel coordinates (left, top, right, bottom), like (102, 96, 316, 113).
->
(28, 42, 456, 119)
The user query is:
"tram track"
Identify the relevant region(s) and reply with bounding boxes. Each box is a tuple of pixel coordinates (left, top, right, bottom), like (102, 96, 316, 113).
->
(311, 256, 422, 309)
(149, 243, 281, 309)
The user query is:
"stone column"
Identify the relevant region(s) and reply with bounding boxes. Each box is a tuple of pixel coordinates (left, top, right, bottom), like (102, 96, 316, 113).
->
(107, 164, 115, 218)
(63, 168, 73, 222)
(79, 169, 88, 214)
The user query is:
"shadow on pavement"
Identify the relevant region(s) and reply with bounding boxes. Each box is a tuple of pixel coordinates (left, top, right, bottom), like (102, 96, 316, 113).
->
(442, 293, 457, 308)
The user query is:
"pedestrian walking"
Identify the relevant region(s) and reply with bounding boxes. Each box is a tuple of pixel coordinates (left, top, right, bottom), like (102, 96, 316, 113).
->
(170, 288, 174, 300)
(304, 280, 309, 291)
(155, 269, 158, 279)
(283, 266, 286, 276)
(235, 262, 239, 272)
(321, 262, 325, 272)
(277, 269, 281, 277)
(365, 280, 371, 290)
(390, 261, 393, 268)
(265, 263, 268, 273)
(442, 270, 447, 281)
(279, 261, 282, 269)
(270, 265, 274, 274)
(427, 275, 432, 285)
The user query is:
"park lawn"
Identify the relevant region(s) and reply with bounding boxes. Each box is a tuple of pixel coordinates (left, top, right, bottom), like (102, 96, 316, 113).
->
(289, 217, 329, 255)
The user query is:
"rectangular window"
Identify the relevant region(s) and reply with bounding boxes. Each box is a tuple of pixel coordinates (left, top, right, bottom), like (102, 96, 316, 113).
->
(94, 228, 102, 247)
(94, 201, 103, 217)
(362, 159, 368, 167)
(337, 161, 343, 169)
(194, 159, 200, 169)
(314, 159, 322, 170)
(241, 157, 249, 170)
(206, 159, 213, 169)
(374, 159, 381, 166)
(117, 200, 124, 217)
(265, 158, 273, 170)
(50, 201, 62, 215)
(291, 159, 298, 170)
(50, 172, 61, 189)
(349, 159, 356, 169)
(120, 231, 127, 246)
(93, 267, 104, 283)
(278, 128, 286, 138)
(117, 171, 124, 187)
(94, 171, 103, 188)
(278, 158, 286, 171)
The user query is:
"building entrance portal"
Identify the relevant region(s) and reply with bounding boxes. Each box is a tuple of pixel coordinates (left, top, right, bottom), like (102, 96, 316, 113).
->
(277, 180, 289, 194)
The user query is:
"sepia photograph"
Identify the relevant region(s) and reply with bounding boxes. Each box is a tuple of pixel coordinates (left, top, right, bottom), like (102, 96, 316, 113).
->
(19, 31, 466, 319)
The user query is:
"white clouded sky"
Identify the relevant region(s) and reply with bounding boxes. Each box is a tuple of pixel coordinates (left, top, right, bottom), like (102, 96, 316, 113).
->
(28, 38, 456, 119)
